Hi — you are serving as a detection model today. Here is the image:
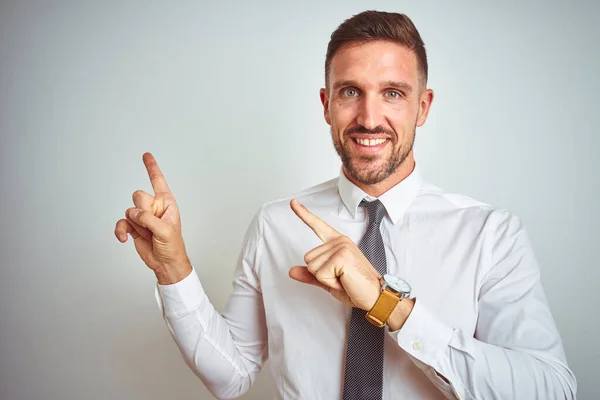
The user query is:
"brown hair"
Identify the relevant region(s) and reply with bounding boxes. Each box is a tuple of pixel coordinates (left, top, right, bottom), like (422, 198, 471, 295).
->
(325, 10, 428, 89)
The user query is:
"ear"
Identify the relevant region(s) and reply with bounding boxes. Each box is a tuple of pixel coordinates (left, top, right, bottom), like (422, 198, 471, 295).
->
(416, 88, 434, 127)
(320, 88, 331, 125)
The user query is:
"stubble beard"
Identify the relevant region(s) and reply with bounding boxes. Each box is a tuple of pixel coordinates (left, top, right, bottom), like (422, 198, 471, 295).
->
(332, 127, 415, 185)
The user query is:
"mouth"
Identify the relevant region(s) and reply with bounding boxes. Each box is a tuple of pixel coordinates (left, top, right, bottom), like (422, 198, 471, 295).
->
(353, 138, 388, 146)
(350, 137, 390, 154)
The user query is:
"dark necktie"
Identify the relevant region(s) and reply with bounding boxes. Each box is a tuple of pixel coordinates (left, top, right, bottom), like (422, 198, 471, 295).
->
(342, 199, 387, 400)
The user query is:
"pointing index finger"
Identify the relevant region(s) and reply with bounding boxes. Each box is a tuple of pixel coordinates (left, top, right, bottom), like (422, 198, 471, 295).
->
(143, 152, 171, 194)
(290, 199, 341, 242)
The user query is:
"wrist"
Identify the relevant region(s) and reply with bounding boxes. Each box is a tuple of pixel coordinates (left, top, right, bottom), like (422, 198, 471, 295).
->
(366, 274, 414, 331)
(386, 297, 414, 332)
(155, 260, 193, 285)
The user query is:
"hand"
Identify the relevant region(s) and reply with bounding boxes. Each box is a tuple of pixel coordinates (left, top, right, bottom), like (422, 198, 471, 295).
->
(114, 152, 192, 284)
(288, 199, 381, 311)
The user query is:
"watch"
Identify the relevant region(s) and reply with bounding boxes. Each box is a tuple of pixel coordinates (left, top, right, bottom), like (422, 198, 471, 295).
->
(365, 274, 412, 328)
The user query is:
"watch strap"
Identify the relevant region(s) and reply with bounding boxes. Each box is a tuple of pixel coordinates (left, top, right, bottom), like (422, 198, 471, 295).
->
(365, 289, 401, 328)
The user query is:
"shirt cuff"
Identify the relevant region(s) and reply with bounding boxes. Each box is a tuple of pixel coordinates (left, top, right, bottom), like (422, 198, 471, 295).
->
(389, 298, 455, 368)
(154, 266, 207, 320)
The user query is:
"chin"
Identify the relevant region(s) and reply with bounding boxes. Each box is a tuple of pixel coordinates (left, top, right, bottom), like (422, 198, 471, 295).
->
(346, 161, 392, 185)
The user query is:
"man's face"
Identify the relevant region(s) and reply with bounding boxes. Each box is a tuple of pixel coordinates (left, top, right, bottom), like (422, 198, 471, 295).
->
(320, 40, 433, 185)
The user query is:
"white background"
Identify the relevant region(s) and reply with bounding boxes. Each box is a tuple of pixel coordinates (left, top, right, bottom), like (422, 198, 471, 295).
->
(1, 1, 598, 399)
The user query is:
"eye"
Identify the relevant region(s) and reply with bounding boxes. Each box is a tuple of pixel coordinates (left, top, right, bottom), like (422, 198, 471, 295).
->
(385, 90, 402, 99)
(342, 88, 359, 97)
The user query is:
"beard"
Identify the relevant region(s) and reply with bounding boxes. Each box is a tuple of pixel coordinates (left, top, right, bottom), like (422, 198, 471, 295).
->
(331, 125, 415, 185)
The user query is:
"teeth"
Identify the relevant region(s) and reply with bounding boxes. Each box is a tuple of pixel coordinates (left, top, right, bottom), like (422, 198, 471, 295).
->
(355, 138, 387, 146)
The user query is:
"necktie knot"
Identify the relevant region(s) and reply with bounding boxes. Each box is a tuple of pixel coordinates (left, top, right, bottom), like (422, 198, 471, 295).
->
(360, 199, 386, 227)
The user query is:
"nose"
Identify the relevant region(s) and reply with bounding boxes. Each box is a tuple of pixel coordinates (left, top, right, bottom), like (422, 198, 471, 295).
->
(356, 93, 385, 130)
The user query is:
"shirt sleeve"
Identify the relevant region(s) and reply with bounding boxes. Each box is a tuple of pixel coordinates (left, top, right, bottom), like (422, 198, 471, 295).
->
(154, 210, 268, 400)
(389, 211, 577, 400)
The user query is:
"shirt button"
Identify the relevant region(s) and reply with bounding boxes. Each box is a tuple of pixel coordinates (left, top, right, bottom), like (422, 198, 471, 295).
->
(412, 341, 423, 351)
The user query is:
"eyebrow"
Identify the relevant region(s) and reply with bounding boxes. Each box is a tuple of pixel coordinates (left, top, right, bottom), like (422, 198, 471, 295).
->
(332, 80, 413, 94)
(382, 80, 413, 94)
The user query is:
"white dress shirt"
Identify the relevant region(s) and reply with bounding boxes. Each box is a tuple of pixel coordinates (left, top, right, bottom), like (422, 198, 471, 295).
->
(155, 164, 577, 399)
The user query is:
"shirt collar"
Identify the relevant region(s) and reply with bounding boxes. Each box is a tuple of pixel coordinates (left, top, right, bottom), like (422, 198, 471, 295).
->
(337, 163, 423, 225)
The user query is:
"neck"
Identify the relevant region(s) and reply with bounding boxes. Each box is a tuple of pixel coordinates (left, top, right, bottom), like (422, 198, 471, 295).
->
(343, 152, 416, 198)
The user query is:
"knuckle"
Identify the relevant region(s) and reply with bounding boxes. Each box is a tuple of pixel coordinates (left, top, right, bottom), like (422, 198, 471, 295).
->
(339, 235, 351, 244)
(314, 268, 325, 279)
(332, 236, 348, 246)
(162, 226, 178, 241)
(315, 266, 330, 278)
(132, 190, 144, 201)
(304, 253, 311, 264)
(133, 190, 154, 208)
(337, 247, 352, 258)
(136, 210, 147, 223)
(163, 229, 174, 241)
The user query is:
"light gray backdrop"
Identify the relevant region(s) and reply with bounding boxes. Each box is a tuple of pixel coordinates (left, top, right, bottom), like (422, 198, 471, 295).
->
(1, 1, 597, 399)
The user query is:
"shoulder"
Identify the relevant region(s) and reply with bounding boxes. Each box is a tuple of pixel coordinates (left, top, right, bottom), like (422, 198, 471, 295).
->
(415, 181, 525, 234)
(259, 177, 339, 218)
(254, 176, 340, 221)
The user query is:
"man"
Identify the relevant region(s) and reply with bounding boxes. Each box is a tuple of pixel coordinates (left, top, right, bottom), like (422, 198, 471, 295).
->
(115, 10, 576, 400)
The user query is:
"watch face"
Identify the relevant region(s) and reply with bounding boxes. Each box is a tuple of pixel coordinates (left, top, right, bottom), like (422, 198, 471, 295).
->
(383, 274, 411, 294)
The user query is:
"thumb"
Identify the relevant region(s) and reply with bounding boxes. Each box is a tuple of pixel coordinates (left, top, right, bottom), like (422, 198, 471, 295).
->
(127, 208, 171, 241)
(289, 266, 331, 292)
(289, 266, 351, 307)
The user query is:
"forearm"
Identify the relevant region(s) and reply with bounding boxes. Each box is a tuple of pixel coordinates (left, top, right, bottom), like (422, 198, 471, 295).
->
(156, 268, 266, 399)
(390, 300, 576, 400)
(437, 331, 575, 399)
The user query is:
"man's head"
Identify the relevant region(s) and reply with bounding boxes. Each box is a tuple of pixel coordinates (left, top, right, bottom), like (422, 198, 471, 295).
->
(320, 11, 434, 189)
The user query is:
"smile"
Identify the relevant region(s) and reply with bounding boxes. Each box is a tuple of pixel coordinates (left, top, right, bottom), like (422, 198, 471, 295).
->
(353, 138, 388, 146)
